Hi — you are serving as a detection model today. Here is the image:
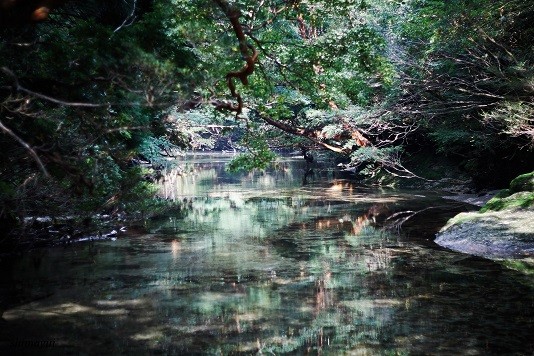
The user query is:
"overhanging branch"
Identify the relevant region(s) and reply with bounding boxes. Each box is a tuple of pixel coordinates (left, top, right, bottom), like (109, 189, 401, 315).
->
(1, 67, 107, 108)
(212, 0, 259, 115)
(258, 112, 370, 154)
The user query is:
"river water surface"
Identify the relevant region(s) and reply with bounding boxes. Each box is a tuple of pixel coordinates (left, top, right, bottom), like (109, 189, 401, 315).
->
(1, 154, 533, 354)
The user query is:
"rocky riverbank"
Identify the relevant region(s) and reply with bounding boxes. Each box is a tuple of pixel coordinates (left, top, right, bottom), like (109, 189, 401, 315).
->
(435, 208, 534, 259)
(435, 172, 534, 263)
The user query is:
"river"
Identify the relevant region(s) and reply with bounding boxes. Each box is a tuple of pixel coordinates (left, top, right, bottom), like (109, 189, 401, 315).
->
(0, 154, 532, 354)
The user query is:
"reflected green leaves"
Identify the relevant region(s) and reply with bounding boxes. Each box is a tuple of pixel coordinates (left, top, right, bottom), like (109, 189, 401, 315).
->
(1, 156, 532, 354)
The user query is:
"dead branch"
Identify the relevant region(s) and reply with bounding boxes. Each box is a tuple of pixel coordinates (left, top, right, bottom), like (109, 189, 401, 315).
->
(1, 67, 107, 108)
(0, 119, 50, 177)
(112, 0, 137, 35)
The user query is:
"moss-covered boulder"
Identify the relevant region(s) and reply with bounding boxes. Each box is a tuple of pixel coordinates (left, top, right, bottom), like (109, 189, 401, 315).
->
(435, 208, 534, 259)
(435, 171, 534, 261)
(481, 191, 534, 212)
(480, 171, 534, 213)
(510, 171, 534, 192)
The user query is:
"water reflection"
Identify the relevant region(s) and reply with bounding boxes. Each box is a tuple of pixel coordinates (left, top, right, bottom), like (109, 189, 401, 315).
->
(0, 154, 532, 354)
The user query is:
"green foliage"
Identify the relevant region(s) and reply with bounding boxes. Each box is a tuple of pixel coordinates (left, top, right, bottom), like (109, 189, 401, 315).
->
(429, 126, 488, 155)
(2, 0, 533, 236)
(395, 0, 534, 184)
(482, 102, 534, 143)
(351, 146, 393, 163)
(139, 137, 180, 166)
(227, 138, 276, 172)
(0, 0, 203, 229)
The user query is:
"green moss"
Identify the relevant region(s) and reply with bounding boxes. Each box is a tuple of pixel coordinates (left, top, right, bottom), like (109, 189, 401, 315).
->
(500, 259, 534, 275)
(480, 191, 534, 212)
(480, 171, 534, 212)
(494, 189, 512, 199)
(441, 211, 479, 231)
(510, 171, 534, 192)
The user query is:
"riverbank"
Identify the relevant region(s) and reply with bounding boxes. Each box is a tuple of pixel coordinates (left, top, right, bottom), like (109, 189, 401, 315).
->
(441, 190, 500, 207)
(435, 172, 534, 263)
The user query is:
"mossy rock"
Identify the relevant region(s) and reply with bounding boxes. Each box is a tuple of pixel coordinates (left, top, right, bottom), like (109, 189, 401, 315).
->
(510, 171, 534, 192)
(438, 171, 534, 259)
(494, 189, 512, 199)
(436, 209, 534, 259)
(441, 211, 479, 230)
(479, 171, 534, 212)
(480, 191, 534, 212)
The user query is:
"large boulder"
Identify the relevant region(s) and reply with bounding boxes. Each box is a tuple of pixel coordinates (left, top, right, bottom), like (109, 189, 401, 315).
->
(435, 171, 534, 260)
(435, 209, 534, 259)
(510, 171, 534, 193)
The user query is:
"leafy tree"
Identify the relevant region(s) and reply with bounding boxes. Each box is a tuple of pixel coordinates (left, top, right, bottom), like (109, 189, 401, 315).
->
(0, 0, 201, 234)
(396, 0, 534, 185)
(191, 0, 416, 176)
(1, 0, 533, 239)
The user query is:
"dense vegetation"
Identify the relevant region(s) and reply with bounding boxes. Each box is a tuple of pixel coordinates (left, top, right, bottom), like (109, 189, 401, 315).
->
(1, 0, 533, 239)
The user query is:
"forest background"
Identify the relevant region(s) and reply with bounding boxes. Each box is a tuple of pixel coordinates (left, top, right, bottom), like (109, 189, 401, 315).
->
(0, 0, 533, 239)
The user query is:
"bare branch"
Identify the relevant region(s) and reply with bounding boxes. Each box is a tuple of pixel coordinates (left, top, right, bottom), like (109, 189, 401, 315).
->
(1, 67, 107, 108)
(112, 0, 138, 35)
(0, 119, 50, 177)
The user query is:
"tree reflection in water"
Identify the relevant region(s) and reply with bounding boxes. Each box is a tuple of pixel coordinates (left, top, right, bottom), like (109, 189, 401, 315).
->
(0, 154, 532, 354)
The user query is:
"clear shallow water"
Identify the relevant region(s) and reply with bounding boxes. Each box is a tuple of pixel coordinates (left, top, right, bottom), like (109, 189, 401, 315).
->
(0, 154, 533, 354)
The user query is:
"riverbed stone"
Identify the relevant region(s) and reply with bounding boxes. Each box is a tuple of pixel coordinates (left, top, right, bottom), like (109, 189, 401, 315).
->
(436, 171, 534, 260)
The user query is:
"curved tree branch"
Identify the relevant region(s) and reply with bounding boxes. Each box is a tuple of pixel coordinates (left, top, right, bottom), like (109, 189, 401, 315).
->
(212, 0, 259, 115)
(1, 67, 106, 108)
(258, 112, 371, 154)
(0, 119, 50, 177)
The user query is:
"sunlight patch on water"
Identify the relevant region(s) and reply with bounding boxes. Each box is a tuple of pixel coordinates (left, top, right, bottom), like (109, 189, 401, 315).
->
(131, 329, 164, 341)
(4, 302, 95, 319)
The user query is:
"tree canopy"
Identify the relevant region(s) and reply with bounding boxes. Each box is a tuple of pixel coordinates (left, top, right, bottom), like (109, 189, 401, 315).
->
(1, 0, 533, 235)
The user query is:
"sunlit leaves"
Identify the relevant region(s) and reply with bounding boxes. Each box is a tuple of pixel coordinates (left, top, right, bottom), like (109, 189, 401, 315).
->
(227, 138, 276, 172)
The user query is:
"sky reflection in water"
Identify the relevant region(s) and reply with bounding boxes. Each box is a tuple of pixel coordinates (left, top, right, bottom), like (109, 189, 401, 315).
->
(1, 154, 533, 354)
